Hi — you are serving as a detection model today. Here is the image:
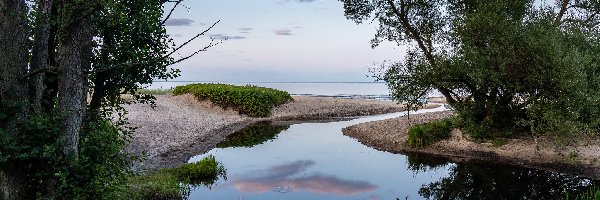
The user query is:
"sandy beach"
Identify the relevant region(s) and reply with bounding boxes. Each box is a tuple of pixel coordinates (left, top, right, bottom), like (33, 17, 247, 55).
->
(343, 111, 600, 179)
(124, 94, 430, 171)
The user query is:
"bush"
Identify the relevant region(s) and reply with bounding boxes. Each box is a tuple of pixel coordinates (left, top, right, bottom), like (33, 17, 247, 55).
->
(127, 170, 183, 200)
(173, 83, 293, 117)
(0, 113, 134, 199)
(127, 155, 226, 200)
(407, 118, 454, 148)
(164, 155, 226, 186)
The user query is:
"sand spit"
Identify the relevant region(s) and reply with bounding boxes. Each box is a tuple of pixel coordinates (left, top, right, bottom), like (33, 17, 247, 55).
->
(343, 111, 600, 179)
(124, 94, 436, 171)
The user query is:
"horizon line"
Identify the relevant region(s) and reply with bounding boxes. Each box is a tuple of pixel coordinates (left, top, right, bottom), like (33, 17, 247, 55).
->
(151, 81, 385, 84)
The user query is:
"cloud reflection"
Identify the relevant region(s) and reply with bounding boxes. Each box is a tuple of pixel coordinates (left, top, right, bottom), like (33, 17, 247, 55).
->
(233, 160, 376, 195)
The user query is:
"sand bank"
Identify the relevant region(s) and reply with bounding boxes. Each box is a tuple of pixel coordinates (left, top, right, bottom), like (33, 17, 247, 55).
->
(343, 111, 600, 179)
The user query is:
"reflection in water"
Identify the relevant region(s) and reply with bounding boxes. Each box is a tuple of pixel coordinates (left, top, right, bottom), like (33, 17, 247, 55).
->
(233, 160, 376, 195)
(189, 108, 600, 199)
(406, 153, 598, 199)
(217, 122, 290, 148)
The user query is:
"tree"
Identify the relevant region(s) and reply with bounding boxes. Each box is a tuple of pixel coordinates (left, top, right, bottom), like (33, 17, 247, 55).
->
(341, 0, 600, 138)
(0, 0, 30, 198)
(0, 0, 217, 198)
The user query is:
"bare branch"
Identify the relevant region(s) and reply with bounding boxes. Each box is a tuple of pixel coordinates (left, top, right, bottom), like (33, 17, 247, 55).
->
(161, 0, 183, 25)
(170, 39, 222, 65)
(166, 20, 219, 58)
(92, 20, 221, 73)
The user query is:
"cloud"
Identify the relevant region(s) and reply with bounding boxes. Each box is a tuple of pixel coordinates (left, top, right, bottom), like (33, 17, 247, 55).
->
(273, 29, 294, 36)
(232, 160, 376, 195)
(209, 34, 246, 40)
(164, 18, 195, 26)
(239, 27, 253, 34)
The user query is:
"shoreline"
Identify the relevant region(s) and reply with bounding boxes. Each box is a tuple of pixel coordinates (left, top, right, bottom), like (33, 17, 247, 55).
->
(124, 94, 437, 171)
(343, 111, 600, 179)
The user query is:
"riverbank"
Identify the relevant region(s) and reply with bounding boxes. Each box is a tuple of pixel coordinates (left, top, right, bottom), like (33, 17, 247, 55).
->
(343, 111, 600, 179)
(124, 94, 438, 171)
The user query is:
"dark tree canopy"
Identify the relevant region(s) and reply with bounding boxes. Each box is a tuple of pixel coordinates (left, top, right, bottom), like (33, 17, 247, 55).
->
(342, 0, 600, 138)
(0, 0, 216, 199)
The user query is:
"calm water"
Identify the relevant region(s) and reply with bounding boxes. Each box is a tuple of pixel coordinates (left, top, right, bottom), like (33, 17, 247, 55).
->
(187, 107, 598, 200)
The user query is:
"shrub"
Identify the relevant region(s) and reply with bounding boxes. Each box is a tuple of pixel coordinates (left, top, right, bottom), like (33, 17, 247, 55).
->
(164, 155, 227, 186)
(0, 113, 134, 199)
(127, 155, 226, 199)
(407, 118, 453, 148)
(173, 83, 293, 117)
(127, 171, 183, 200)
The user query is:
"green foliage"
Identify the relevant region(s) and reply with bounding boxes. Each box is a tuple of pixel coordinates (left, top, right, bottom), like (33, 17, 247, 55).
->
(217, 122, 290, 148)
(407, 118, 453, 148)
(0, 112, 133, 199)
(342, 0, 600, 139)
(127, 156, 226, 200)
(127, 170, 184, 200)
(567, 186, 600, 200)
(165, 155, 227, 186)
(90, 0, 182, 110)
(173, 83, 293, 117)
(491, 138, 506, 147)
(2, 0, 213, 198)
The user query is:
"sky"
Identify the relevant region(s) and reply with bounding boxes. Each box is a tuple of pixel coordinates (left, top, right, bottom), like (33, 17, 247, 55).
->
(163, 0, 406, 82)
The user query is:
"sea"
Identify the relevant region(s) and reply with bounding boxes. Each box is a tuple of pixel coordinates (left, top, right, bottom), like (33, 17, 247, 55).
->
(147, 81, 394, 100)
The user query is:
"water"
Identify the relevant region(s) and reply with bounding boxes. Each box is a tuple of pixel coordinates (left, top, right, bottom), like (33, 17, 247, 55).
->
(148, 81, 393, 100)
(187, 107, 599, 199)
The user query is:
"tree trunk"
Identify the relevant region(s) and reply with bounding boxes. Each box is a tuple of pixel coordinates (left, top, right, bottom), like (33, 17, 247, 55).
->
(30, 0, 54, 113)
(90, 31, 114, 112)
(42, 5, 59, 112)
(555, 0, 570, 26)
(0, 0, 31, 199)
(56, 1, 93, 157)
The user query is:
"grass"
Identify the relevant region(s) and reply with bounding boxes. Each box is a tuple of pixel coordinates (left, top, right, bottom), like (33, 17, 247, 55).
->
(491, 138, 507, 147)
(407, 118, 454, 148)
(566, 186, 600, 200)
(126, 155, 226, 200)
(172, 83, 293, 117)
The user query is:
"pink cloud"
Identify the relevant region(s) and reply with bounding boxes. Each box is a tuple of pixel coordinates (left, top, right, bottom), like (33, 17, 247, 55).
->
(232, 160, 376, 195)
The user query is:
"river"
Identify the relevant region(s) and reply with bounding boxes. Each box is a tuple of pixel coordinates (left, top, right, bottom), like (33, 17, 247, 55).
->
(187, 106, 598, 199)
